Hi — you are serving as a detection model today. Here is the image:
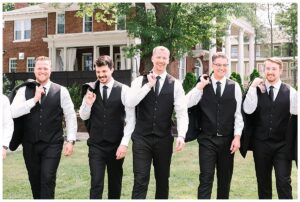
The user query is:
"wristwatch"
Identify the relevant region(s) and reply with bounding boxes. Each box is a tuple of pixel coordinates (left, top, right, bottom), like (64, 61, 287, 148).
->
(67, 140, 75, 145)
(3, 146, 8, 150)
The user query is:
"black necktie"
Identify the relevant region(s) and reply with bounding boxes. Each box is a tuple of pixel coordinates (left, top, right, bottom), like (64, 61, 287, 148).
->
(102, 85, 108, 105)
(41, 87, 46, 105)
(216, 81, 221, 98)
(269, 86, 274, 102)
(155, 76, 161, 96)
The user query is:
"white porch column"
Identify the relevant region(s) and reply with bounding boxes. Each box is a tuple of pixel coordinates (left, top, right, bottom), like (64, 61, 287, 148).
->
(93, 45, 97, 61)
(52, 46, 56, 72)
(249, 34, 255, 75)
(132, 56, 137, 79)
(109, 45, 113, 60)
(238, 28, 244, 83)
(63, 47, 67, 71)
(225, 29, 231, 77)
(209, 37, 216, 74)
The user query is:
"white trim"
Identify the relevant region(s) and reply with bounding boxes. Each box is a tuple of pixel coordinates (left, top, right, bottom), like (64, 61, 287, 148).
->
(26, 57, 35, 72)
(43, 31, 133, 47)
(9, 58, 17, 73)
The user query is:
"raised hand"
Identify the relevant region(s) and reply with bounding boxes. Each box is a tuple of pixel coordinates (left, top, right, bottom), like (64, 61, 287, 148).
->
(33, 86, 45, 103)
(85, 89, 96, 107)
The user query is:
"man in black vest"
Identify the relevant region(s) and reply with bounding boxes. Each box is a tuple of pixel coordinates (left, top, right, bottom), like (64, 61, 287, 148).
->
(186, 52, 244, 199)
(10, 56, 77, 199)
(126, 46, 188, 199)
(2, 94, 14, 159)
(79, 55, 135, 199)
(243, 57, 297, 199)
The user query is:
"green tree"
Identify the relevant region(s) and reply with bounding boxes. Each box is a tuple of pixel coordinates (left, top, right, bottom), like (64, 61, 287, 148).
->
(71, 3, 255, 74)
(182, 72, 197, 94)
(276, 3, 297, 87)
(3, 3, 14, 11)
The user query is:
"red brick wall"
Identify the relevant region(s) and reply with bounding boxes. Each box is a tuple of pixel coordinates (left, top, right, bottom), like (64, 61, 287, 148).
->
(3, 18, 49, 73)
(93, 10, 114, 32)
(66, 11, 82, 33)
(48, 12, 56, 35)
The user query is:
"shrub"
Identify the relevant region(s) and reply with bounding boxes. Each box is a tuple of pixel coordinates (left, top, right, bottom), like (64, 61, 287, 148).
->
(67, 83, 82, 111)
(3, 74, 12, 96)
(230, 72, 244, 94)
(250, 68, 260, 82)
(182, 72, 197, 94)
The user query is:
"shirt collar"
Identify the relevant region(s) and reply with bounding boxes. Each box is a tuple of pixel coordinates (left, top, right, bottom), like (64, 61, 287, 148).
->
(40, 81, 51, 91)
(100, 78, 114, 89)
(265, 79, 281, 90)
(152, 71, 167, 81)
(211, 75, 226, 85)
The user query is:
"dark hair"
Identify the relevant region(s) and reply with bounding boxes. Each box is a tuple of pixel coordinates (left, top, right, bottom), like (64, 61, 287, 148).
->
(212, 52, 228, 63)
(94, 55, 114, 69)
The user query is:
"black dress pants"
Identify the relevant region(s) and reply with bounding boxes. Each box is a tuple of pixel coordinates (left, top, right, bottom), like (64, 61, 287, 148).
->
(253, 138, 292, 199)
(197, 135, 234, 199)
(132, 135, 173, 199)
(88, 143, 124, 199)
(22, 141, 63, 199)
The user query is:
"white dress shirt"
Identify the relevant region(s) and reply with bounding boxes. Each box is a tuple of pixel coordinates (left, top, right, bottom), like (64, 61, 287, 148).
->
(125, 71, 188, 138)
(243, 79, 298, 115)
(186, 76, 244, 136)
(79, 78, 136, 146)
(2, 94, 14, 147)
(10, 81, 77, 141)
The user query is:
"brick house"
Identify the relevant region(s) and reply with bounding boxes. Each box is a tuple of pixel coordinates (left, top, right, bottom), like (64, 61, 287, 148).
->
(3, 3, 140, 79)
(3, 3, 296, 86)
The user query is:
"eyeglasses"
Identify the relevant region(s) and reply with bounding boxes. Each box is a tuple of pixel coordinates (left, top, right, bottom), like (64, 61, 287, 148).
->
(213, 63, 229, 68)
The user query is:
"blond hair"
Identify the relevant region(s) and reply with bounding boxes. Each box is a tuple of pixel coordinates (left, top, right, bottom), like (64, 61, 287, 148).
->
(265, 57, 283, 69)
(152, 46, 170, 56)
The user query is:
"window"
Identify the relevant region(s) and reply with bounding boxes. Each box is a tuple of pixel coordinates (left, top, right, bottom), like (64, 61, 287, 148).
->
(273, 45, 281, 57)
(27, 57, 35, 72)
(9, 58, 17, 73)
(116, 15, 126, 30)
(231, 46, 238, 58)
(84, 15, 93, 32)
(14, 19, 31, 41)
(194, 59, 203, 78)
(82, 53, 93, 71)
(57, 13, 65, 34)
(257, 63, 264, 75)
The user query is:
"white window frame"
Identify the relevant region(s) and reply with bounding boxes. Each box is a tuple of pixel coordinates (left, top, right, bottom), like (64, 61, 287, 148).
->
(9, 58, 17, 73)
(83, 14, 93, 32)
(56, 12, 65, 34)
(14, 19, 31, 42)
(27, 57, 35, 72)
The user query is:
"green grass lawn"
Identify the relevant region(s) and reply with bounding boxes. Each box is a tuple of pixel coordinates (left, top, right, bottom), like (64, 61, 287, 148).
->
(3, 140, 298, 199)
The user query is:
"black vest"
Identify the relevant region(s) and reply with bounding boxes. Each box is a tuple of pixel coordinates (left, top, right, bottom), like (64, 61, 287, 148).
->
(254, 83, 290, 141)
(24, 82, 63, 143)
(133, 74, 175, 138)
(88, 81, 125, 144)
(200, 79, 236, 136)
